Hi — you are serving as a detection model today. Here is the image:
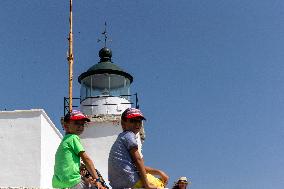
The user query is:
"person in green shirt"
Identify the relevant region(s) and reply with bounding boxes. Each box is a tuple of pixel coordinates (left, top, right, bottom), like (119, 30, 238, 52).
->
(52, 110, 105, 189)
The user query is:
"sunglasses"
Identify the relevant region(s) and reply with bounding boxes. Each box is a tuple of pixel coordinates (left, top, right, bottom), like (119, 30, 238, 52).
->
(67, 120, 87, 126)
(128, 119, 143, 124)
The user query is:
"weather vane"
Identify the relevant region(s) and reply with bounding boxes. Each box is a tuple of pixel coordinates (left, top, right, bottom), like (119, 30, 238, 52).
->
(97, 22, 112, 47)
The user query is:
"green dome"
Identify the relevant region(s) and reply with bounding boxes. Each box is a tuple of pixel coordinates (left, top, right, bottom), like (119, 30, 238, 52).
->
(86, 61, 123, 72)
(78, 47, 133, 83)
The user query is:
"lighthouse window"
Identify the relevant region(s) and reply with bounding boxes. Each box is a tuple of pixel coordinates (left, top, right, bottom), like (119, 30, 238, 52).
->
(80, 74, 131, 101)
(80, 83, 87, 100)
(108, 75, 130, 99)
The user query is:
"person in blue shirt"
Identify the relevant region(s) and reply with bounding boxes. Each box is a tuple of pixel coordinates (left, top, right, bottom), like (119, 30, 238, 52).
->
(108, 108, 169, 189)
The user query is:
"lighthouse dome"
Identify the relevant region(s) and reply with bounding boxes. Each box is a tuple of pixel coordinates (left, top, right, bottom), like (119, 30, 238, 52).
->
(78, 47, 133, 83)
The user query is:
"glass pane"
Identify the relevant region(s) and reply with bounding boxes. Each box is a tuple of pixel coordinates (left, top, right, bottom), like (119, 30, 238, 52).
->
(80, 74, 131, 100)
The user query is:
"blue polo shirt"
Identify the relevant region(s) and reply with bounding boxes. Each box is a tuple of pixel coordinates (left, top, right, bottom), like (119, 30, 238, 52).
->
(108, 131, 140, 189)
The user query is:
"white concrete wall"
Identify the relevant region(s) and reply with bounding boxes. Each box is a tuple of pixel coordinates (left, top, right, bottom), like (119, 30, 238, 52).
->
(40, 112, 62, 188)
(0, 110, 41, 187)
(0, 109, 62, 188)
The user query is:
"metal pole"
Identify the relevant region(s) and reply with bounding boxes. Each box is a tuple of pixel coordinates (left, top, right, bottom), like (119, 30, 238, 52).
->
(67, 0, 74, 112)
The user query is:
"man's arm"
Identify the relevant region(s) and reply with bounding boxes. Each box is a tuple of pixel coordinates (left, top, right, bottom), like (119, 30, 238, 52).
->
(130, 147, 157, 189)
(79, 151, 104, 189)
(145, 166, 169, 185)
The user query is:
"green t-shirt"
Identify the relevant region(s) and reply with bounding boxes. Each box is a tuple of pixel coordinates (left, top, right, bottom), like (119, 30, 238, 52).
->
(52, 134, 85, 188)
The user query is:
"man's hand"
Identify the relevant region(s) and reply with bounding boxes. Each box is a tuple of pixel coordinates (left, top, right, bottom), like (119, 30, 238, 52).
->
(79, 151, 104, 188)
(158, 170, 169, 185)
(94, 181, 105, 189)
(144, 166, 169, 186)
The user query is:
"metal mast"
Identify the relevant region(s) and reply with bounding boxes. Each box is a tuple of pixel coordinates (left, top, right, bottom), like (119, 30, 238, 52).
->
(67, 0, 74, 112)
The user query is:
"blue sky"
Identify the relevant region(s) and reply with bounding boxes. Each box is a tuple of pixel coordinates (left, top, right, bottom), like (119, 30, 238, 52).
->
(1, 0, 284, 188)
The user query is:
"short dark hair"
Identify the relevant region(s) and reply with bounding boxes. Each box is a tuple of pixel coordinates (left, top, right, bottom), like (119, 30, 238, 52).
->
(121, 115, 128, 122)
(121, 110, 128, 121)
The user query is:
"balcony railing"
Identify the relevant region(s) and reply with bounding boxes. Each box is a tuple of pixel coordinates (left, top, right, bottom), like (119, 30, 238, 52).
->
(64, 93, 139, 116)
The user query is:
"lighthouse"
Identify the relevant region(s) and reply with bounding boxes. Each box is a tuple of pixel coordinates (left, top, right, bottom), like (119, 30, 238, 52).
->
(77, 46, 145, 181)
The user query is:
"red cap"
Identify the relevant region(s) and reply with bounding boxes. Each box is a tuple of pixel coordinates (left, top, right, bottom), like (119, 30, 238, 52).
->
(122, 108, 146, 120)
(64, 110, 90, 122)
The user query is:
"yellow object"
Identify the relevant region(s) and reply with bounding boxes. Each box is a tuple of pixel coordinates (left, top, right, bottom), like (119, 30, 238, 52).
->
(133, 173, 164, 188)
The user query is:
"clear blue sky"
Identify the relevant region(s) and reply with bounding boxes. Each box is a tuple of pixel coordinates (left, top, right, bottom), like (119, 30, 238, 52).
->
(0, 0, 284, 188)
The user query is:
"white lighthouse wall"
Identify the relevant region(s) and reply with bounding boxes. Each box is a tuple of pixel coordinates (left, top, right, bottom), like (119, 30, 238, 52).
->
(80, 121, 143, 183)
(40, 112, 62, 188)
(80, 122, 121, 181)
(81, 96, 131, 115)
(0, 109, 62, 188)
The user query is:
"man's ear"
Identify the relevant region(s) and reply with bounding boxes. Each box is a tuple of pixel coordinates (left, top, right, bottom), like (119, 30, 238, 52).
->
(63, 123, 69, 131)
(121, 119, 127, 130)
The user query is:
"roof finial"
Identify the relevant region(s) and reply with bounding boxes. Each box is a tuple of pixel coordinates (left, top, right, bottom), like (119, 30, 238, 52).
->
(97, 22, 112, 47)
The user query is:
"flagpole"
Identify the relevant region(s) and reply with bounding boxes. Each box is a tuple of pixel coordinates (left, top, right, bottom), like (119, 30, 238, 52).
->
(67, 0, 74, 112)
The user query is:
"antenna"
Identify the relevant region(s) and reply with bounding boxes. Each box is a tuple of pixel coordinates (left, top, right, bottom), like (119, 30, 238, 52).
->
(98, 22, 112, 47)
(67, 0, 74, 112)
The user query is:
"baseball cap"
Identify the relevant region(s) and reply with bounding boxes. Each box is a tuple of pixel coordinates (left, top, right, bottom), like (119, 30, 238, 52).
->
(64, 110, 90, 122)
(178, 177, 188, 184)
(121, 108, 146, 120)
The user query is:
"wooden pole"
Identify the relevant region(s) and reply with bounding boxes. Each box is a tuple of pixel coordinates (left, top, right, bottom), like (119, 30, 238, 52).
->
(67, 0, 74, 112)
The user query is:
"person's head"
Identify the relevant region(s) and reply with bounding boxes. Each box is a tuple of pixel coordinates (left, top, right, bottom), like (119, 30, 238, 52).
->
(121, 108, 146, 134)
(63, 110, 90, 135)
(177, 177, 189, 189)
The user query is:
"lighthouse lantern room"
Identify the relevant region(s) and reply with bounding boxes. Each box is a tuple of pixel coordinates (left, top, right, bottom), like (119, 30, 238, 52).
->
(78, 47, 134, 115)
